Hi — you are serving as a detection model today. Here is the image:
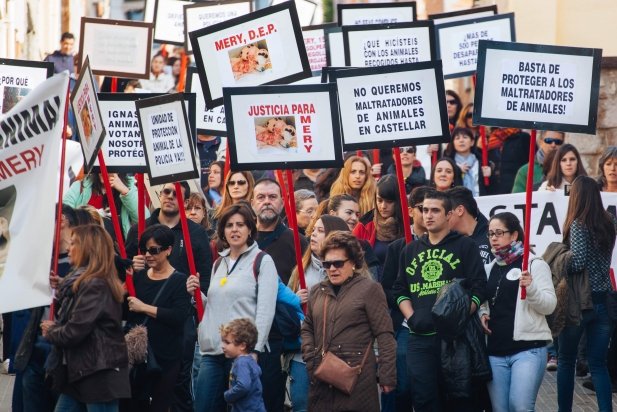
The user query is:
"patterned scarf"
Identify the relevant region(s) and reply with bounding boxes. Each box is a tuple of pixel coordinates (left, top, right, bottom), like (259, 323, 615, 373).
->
(455, 153, 479, 196)
(487, 128, 521, 151)
(492, 241, 524, 266)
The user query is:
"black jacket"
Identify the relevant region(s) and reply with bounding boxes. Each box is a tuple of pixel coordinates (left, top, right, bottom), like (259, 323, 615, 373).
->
(393, 231, 487, 334)
(470, 212, 493, 265)
(257, 221, 308, 285)
(126, 209, 212, 293)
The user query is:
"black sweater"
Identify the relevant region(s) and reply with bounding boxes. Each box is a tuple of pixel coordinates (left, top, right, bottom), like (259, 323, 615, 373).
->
(393, 231, 487, 334)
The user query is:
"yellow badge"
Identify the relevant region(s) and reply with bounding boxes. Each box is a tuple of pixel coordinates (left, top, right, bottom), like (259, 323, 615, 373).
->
(219, 277, 228, 287)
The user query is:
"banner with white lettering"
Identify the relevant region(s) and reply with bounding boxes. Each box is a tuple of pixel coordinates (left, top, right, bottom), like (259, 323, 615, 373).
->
(474, 40, 602, 134)
(190, 2, 311, 108)
(0, 73, 68, 313)
(332, 61, 449, 150)
(0, 59, 53, 114)
(184, 0, 252, 53)
(477, 191, 617, 267)
(435, 13, 515, 79)
(185, 67, 226, 136)
(343, 21, 435, 67)
(338, 2, 416, 26)
(96, 93, 196, 173)
(428, 5, 497, 25)
(223, 83, 343, 171)
(136, 93, 199, 185)
(302, 24, 336, 72)
(154, 0, 191, 45)
(71, 57, 106, 173)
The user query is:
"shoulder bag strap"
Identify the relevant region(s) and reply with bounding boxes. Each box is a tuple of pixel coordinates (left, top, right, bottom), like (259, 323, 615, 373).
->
(321, 295, 329, 356)
(143, 272, 176, 326)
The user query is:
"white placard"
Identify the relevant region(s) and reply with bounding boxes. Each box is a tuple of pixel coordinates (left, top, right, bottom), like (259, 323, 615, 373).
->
(154, 0, 192, 45)
(184, 1, 252, 53)
(98, 99, 146, 171)
(303, 28, 327, 72)
(327, 30, 345, 66)
(272, 0, 317, 26)
(186, 69, 227, 135)
(430, 7, 496, 25)
(0, 59, 52, 114)
(339, 4, 416, 26)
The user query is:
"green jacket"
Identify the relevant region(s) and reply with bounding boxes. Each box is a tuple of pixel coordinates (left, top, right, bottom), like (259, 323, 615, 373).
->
(511, 158, 543, 193)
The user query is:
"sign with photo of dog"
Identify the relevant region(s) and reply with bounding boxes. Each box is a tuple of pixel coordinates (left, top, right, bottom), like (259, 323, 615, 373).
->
(185, 67, 227, 136)
(135, 93, 200, 185)
(343, 21, 435, 67)
(332, 61, 450, 150)
(184, 0, 253, 54)
(0, 58, 53, 114)
(190, 1, 311, 108)
(337, 2, 417, 26)
(223, 84, 342, 170)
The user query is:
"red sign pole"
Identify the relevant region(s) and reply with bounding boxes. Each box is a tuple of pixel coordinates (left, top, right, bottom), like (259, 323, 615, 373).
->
(472, 74, 490, 186)
(393, 148, 412, 243)
(285, 170, 307, 313)
(276, 170, 293, 224)
(136, 173, 146, 243)
(520, 129, 537, 300)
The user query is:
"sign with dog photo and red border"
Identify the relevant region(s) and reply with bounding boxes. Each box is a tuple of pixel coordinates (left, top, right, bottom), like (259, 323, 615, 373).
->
(223, 83, 342, 171)
(190, 1, 311, 108)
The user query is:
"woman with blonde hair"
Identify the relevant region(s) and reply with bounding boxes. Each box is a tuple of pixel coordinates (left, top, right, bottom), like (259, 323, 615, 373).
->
(210, 171, 255, 234)
(41, 224, 129, 411)
(330, 156, 376, 216)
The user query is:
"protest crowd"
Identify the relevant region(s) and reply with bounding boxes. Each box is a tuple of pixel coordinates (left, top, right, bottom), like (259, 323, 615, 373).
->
(1, 3, 617, 412)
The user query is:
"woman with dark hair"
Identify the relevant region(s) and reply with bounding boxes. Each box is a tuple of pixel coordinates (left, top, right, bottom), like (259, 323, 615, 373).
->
(538, 143, 587, 191)
(124, 224, 191, 411)
(330, 156, 376, 216)
(301, 231, 396, 411)
(187, 204, 277, 412)
(41, 225, 130, 411)
(557, 176, 617, 412)
(205, 161, 225, 207)
(478, 212, 556, 411)
(597, 146, 617, 193)
(327, 194, 360, 231)
(446, 90, 463, 127)
(429, 157, 463, 191)
(444, 127, 491, 196)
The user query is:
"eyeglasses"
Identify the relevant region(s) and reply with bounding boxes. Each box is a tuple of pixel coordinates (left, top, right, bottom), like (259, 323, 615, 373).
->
(543, 138, 564, 146)
(414, 204, 423, 211)
(228, 179, 248, 186)
(400, 146, 416, 154)
(298, 208, 316, 215)
(487, 230, 511, 239)
(446, 99, 457, 105)
(322, 259, 349, 269)
(140, 246, 168, 255)
(185, 205, 203, 212)
(161, 188, 176, 198)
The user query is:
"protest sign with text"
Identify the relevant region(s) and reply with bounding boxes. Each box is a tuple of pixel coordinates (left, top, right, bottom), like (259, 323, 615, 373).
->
(136, 94, 199, 185)
(428, 5, 497, 25)
(337, 2, 416, 26)
(97, 93, 196, 173)
(184, 0, 252, 53)
(271, 0, 317, 27)
(0, 58, 53, 114)
(190, 2, 311, 108)
(435, 13, 515, 79)
(343, 21, 435, 67)
(154, 0, 192, 45)
(0, 73, 68, 313)
(332, 61, 449, 150)
(474, 40, 602, 134)
(223, 84, 342, 171)
(185, 67, 227, 136)
(79, 18, 153, 79)
(303, 23, 337, 72)
(71, 56, 106, 173)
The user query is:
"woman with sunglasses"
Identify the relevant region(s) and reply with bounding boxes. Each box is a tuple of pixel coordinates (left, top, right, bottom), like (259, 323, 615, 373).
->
(301, 231, 396, 411)
(124, 224, 191, 411)
(538, 143, 587, 192)
(187, 203, 277, 412)
(287, 215, 350, 412)
(446, 90, 463, 128)
(456, 103, 479, 138)
(330, 155, 376, 216)
(444, 127, 492, 196)
(211, 171, 255, 232)
(478, 212, 556, 412)
(382, 146, 426, 194)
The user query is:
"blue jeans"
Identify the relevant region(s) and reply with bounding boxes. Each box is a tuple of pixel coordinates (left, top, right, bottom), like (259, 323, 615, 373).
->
(289, 359, 308, 412)
(381, 328, 411, 412)
(191, 343, 201, 397)
(54, 394, 118, 412)
(557, 303, 614, 412)
(193, 354, 233, 412)
(22, 358, 57, 412)
(487, 346, 547, 412)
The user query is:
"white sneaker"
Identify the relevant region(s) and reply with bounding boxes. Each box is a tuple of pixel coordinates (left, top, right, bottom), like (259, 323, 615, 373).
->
(0, 359, 9, 374)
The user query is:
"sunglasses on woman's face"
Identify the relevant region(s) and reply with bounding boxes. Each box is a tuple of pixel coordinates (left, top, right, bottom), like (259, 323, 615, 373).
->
(228, 179, 248, 186)
(400, 146, 416, 154)
(141, 246, 168, 255)
(322, 259, 349, 269)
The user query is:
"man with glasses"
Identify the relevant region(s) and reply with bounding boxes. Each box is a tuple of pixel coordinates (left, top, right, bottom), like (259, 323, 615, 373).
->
(393, 189, 487, 411)
(126, 181, 212, 412)
(512, 130, 565, 193)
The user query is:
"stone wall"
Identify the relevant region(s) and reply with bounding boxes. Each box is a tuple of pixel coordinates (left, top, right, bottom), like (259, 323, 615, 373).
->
(568, 58, 617, 177)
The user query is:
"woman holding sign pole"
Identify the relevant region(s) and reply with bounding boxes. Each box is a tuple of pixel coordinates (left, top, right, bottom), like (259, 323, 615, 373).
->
(557, 176, 617, 412)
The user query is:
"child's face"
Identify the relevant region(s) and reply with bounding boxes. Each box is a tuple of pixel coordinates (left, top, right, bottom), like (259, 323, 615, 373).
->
(222, 334, 247, 359)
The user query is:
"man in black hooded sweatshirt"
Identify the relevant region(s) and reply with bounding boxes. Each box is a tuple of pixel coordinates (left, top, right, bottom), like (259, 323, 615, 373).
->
(393, 189, 487, 411)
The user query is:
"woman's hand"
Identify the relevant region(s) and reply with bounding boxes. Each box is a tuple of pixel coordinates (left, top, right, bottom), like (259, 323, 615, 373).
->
(458, 163, 471, 174)
(187, 275, 200, 295)
(480, 314, 491, 335)
(371, 163, 383, 177)
(519, 270, 532, 288)
(545, 185, 556, 192)
(380, 385, 395, 394)
(427, 144, 439, 154)
(481, 165, 491, 177)
(109, 173, 129, 195)
(49, 271, 60, 289)
(40, 320, 55, 338)
(127, 296, 147, 313)
(296, 289, 309, 304)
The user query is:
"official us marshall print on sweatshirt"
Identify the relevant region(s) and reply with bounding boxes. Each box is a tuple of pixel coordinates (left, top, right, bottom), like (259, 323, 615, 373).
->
(393, 231, 487, 334)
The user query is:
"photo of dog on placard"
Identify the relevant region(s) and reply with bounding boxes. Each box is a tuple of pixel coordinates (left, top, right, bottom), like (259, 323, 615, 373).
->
(1, 86, 31, 114)
(254, 116, 298, 153)
(228, 40, 272, 81)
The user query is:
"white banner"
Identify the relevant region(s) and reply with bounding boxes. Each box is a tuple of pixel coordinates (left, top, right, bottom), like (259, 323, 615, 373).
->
(0, 73, 68, 313)
(476, 191, 617, 267)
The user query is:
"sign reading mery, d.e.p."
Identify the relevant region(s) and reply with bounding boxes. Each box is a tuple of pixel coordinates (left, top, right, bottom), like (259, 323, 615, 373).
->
(190, 1, 311, 108)
(332, 61, 449, 151)
(435, 13, 515, 79)
(136, 94, 199, 185)
(223, 83, 343, 171)
(474, 40, 602, 134)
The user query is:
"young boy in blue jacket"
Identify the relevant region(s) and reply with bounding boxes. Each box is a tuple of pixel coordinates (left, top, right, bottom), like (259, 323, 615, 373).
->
(221, 318, 266, 412)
